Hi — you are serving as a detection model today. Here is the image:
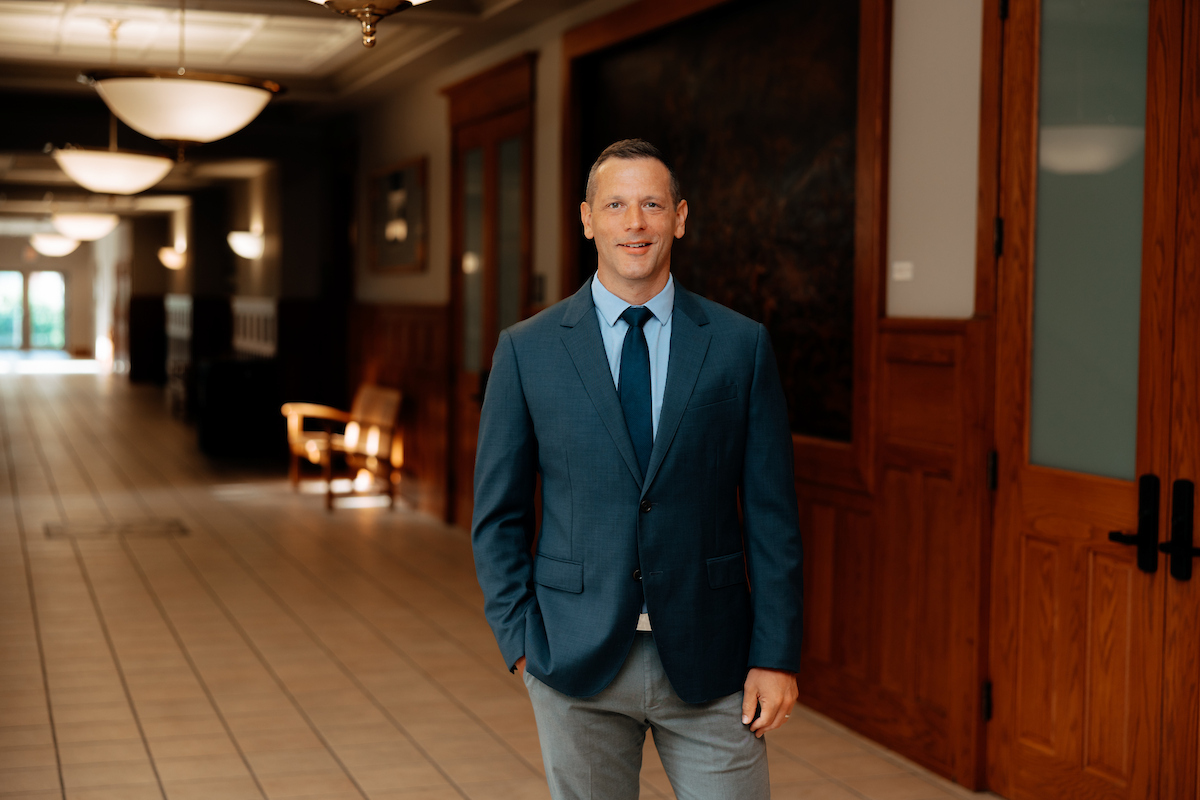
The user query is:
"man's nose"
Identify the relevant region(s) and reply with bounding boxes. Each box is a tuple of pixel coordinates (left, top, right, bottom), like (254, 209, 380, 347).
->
(625, 205, 646, 229)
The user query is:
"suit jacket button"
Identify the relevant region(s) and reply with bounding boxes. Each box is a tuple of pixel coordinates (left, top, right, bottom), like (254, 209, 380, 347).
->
(639, 500, 652, 513)
(632, 569, 642, 581)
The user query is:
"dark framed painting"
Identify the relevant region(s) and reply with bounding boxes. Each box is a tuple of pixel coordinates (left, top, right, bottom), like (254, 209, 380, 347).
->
(569, 0, 860, 443)
(369, 157, 427, 272)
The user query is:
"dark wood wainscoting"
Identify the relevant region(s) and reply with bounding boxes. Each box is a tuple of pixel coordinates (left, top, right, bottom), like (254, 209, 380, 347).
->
(350, 303, 450, 519)
(798, 319, 992, 788)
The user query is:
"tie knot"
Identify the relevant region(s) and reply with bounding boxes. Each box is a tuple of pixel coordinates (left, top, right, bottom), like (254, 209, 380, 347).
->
(621, 306, 653, 329)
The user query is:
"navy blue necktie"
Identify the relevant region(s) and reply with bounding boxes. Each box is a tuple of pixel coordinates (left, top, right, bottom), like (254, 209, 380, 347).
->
(619, 306, 654, 482)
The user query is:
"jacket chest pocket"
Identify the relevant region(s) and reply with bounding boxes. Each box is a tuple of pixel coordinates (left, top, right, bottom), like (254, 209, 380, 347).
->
(686, 383, 737, 410)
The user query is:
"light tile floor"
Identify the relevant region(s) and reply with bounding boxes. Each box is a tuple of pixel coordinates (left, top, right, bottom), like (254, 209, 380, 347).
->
(0, 372, 999, 800)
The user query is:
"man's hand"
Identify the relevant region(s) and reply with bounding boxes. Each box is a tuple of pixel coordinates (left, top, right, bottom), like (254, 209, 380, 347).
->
(514, 656, 526, 677)
(741, 668, 798, 738)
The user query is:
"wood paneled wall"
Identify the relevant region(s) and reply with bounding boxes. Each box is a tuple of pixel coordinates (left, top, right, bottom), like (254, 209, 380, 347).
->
(798, 319, 992, 788)
(350, 303, 450, 519)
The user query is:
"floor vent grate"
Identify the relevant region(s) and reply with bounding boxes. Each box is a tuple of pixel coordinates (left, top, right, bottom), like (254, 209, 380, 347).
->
(45, 519, 189, 539)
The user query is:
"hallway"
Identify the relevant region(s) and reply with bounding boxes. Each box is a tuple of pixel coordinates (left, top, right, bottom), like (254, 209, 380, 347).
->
(0, 372, 984, 800)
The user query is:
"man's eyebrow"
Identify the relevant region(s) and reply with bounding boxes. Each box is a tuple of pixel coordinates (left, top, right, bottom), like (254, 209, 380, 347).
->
(599, 193, 667, 202)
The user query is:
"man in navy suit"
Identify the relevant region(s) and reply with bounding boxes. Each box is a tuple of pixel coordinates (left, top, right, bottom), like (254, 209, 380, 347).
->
(472, 139, 803, 799)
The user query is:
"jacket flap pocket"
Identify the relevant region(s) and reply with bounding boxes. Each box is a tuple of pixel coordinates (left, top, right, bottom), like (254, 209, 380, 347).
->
(535, 555, 584, 593)
(688, 383, 737, 409)
(707, 551, 747, 589)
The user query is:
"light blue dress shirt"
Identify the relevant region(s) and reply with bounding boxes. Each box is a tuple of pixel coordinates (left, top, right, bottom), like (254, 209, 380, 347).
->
(591, 274, 674, 440)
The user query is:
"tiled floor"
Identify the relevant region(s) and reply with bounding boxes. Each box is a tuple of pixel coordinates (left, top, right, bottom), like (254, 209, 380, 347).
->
(0, 371, 997, 800)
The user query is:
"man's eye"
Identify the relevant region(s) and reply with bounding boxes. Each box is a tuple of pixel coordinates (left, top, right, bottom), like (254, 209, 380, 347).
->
(607, 202, 621, 209)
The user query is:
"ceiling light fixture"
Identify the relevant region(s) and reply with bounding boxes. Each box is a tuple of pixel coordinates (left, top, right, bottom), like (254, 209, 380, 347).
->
(51, 213, 120, 241)
(30, 234, 81, 257)
(307, 0, 433, 48)
(52, 147, 174, 195)
(82, 2, 283, 152)
(51, 115, 176, 196)
(54, 23, 176, 194)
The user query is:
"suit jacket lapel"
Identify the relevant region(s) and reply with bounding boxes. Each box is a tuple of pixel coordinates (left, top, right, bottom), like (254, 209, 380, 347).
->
(560, 278, 644, 485)
(642, 286, 710, 496)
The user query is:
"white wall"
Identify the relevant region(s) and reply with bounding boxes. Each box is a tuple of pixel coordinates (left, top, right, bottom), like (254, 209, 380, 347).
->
(92, 222, 131, 358)
(886, 0, 984, 318)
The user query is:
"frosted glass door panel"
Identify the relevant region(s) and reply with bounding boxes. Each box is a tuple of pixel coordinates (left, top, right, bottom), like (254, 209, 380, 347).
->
(497, 137, 523, 333)
(1028, 0, 1148, 480)
(461, 148, 485, 373)
(0, 272, 22, 348)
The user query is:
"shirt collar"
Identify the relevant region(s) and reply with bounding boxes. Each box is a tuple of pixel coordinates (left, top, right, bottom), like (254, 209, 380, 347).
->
(591, 273, 675, 328)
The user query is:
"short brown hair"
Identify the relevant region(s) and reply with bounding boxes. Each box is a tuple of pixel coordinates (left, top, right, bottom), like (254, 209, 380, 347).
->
(584, 139, 682, 207)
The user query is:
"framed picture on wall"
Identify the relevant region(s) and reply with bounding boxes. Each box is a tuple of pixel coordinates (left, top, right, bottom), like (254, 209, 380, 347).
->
(369, 156, 427, 272)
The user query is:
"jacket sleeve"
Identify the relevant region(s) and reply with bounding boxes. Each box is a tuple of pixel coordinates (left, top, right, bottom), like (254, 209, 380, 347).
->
(471, 329, 539, 671)
(742, 323, 804, 672)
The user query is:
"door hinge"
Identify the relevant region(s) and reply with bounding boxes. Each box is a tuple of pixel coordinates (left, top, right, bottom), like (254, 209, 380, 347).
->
(999, 0, 1009, 20)
(982, 681, 994, 722)
(986, 450, 998, 491)
(994, 217, 1004, 258)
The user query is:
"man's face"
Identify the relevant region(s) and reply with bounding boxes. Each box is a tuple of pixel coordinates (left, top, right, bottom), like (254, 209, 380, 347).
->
(581, 158, 688, 298)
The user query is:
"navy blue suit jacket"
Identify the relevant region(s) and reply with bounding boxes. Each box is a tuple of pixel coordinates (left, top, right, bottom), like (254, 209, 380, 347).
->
(471, 277, 803, 704)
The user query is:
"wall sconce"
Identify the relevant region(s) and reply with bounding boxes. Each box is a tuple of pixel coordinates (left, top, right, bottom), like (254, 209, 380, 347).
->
(158, 246, 186, 270)
(30, 234, 81, 257)
(227, 231, 265, 260)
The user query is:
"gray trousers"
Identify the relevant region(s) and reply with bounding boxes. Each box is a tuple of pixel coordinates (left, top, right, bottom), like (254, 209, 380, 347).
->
(523, 632, 770, 800)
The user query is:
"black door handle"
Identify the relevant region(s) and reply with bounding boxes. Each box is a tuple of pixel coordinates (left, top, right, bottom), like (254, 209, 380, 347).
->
(1158, 479, 1198, 581)
(1108, 474, 1159, 573)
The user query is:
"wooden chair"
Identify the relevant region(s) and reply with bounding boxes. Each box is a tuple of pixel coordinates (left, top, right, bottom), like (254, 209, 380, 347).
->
(281, 384, 403, 510)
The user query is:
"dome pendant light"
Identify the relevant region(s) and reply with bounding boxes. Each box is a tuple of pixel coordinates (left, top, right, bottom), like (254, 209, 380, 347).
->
(51, 213, 120, 241)
(54, 24, 175, 195)
(83, 1, 283, 151)
(51, 114, 175, 196)
(307, 0, 434, 48)
(30, 234, 82, 258)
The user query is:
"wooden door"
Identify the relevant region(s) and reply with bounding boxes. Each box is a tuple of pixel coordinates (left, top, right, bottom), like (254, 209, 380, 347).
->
(447, 78, 534, 528)
(988, 1, 1181, 797)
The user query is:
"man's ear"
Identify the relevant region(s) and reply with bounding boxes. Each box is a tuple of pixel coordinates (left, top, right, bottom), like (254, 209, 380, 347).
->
(674, 199, 689, 239)
(580, 201, 595, 240)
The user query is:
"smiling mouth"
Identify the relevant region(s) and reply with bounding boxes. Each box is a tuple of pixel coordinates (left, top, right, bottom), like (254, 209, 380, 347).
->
(620, 243, 651, 249)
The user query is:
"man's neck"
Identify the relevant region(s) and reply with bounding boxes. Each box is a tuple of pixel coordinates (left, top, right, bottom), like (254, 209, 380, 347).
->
(596, 272, 670, 306)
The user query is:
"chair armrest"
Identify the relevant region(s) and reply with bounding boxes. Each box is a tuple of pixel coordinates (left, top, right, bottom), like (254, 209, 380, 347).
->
(280, 402, 351, 423)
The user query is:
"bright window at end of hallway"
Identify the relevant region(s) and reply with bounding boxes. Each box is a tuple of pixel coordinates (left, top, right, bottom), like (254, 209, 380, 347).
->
(0, 272, 22, 349)
(29, 271, 65, 350)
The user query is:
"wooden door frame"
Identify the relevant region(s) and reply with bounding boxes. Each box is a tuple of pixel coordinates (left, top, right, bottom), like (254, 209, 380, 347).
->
(443, 53, 537, 527)
(986, 0, 1184, 795)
